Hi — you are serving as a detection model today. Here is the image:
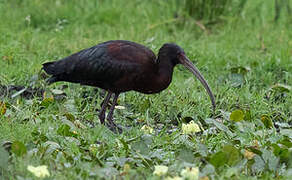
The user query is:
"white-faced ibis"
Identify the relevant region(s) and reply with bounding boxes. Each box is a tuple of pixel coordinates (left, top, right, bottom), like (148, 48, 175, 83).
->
(43, 40, 215, 131)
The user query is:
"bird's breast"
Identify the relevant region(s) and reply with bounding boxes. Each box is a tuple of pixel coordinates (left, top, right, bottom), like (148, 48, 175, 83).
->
(133, 73, 172, 94)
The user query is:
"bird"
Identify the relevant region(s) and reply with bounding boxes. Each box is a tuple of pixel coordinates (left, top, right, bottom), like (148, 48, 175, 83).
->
(43, 40, 215, 132)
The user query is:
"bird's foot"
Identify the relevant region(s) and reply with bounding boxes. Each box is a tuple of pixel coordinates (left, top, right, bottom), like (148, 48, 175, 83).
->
(106, 122, 123, 134)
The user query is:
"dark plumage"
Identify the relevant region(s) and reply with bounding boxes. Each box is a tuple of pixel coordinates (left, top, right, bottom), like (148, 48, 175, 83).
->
(43, 40, 215, 132)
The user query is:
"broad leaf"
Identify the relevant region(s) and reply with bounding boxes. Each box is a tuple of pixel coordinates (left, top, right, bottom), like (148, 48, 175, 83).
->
(43, 141, 61, 154)
(270, 84, 291, 93)
(230, 109, 245, 122)
(251, 155, 265, 173)
(209, 145, 241, 168)
(11, 141, 27, 156)
(0, 147, 9, 169)
(209, 151, 227, 168)
(222, 145, 241, 166)
(280, 129, 292, 139)
(229, 73, 245, 87)
(178, 148, 195, 163)
(132, 140, 150, 155)
(205, 118, 234, 137)
(197, 143, 208, 157)
(262, 149, 279, 172)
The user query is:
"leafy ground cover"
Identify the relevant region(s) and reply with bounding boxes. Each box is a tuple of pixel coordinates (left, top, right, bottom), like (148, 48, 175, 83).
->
(0, 0, 291, 179)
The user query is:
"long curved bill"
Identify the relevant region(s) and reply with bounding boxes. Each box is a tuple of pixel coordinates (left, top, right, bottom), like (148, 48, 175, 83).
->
(179, 54, 216, 111)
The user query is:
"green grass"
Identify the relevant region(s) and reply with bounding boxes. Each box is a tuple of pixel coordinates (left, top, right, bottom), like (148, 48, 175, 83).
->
(0, 0, 291, 179)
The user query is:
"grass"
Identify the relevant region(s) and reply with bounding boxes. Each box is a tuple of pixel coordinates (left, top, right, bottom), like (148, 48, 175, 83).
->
(0, 0, 291, 179)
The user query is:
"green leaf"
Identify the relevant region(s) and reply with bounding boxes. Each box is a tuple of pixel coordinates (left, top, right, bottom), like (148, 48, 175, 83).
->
(209, 151, 227, 168)
(229, 73, 245, 87)
(40, 97, 54, 107)
(132, 140, 149, 155)
(57, 124, 77, 137)
(225, 167, 239, 178)
(270, 84, 291, 93)
(141, 134, 153, 146)
(61, 119, 77, 130)
(31, 130, 48, 143)
(261, 115, 273, 128)
(222, 145, 241, 166)
(205, 118, 234, 137)
(197, 143, 208, 157)
(262, 149, 279, 172)
(230, 109, 245, 122)
(272, 144, 290, 164)
(209, 145, 241, 168)
(0, 147, 9, 169)
(251, 155, 265, 173)
(96, 167, 119, 178)
(11, 141, 27, 156)
(279, 137, 292, 148)
(246, 146, 262, 156)
(201, 164, 215, 176)
(43, 141, 61, 154)
(280, 129, 292, 139)
(178, 148, 195, 163)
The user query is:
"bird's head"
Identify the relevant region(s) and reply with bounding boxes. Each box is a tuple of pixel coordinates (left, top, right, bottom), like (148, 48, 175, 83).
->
(159, 43, 216, 111)
(159, 43, 185, 65)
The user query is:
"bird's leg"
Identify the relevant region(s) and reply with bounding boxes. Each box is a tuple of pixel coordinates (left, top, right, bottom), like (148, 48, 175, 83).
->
(106, 93, 120, 125)
(98, 91, 112, 124)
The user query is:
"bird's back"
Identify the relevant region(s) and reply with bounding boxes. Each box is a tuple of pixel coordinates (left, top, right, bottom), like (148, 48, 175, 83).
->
(43, 40, 157, 92)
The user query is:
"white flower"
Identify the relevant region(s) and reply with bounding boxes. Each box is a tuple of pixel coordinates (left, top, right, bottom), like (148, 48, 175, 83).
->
(153, 165, 168, 176)
(141, 125, 154, 134)
(180, 167, 199, 180)
(182, 121, 201, 134)
(27, 165, 50, 178)
(115, 105, 125, 110)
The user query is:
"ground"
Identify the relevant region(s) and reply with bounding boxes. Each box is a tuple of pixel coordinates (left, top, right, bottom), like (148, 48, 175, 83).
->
(0, 0, 291, 179)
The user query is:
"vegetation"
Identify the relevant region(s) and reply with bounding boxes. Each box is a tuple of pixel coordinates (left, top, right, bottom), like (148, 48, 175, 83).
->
(183, 0, 248, 23)
(0, 0, 291, 179)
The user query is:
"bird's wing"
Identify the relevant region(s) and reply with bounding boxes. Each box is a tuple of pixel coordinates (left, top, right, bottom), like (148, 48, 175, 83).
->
(43, 40, 157, 86)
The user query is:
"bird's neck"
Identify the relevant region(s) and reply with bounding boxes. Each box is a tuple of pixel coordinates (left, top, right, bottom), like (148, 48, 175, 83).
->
(157, 56, 175, 74)
(155, 56, 175, 90)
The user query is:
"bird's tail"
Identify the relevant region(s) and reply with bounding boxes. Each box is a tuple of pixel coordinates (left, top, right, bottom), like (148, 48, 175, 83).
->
(42, 62, 57, 75)
(42, 62, 60, 84)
